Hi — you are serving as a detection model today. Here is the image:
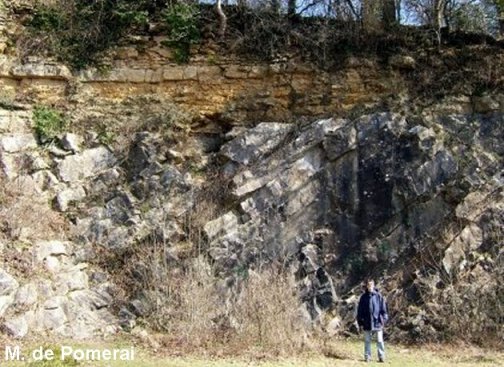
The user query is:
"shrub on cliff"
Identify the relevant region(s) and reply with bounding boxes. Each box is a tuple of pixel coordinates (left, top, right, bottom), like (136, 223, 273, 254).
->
(33, 105, 68, 143)
(26, 0, 149, 69)
(18, 1, 504, 70)
(24, 0, 203, 66)
(162, 2, 201, 63)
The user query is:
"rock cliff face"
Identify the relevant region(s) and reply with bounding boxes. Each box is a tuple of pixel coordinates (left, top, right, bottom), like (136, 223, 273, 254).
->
(204, 111, 503, 339)
(0, 95, 501, 340)
(0, 2, 502, 341)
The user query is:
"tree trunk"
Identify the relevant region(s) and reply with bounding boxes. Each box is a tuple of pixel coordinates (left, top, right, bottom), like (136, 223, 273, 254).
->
(435, 0, 446, 45)
(396, 0, 401, 23)
(288, 0, 296, 20)
(271, 0, 281, 15)
(344, 0, 359, 19)
(495, 0, 504, 36)
(382, 0, 397, 29)
(216, 0, 227, 38)
(362, 0, 382, 32)
(363, 0, 397, 32)
(431, 0, 446, 30)
(499, 12, 504, 38)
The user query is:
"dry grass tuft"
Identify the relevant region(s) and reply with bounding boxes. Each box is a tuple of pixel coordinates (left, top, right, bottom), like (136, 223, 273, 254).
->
(108, 238, 309, 357)
(0, 174, 67, 242)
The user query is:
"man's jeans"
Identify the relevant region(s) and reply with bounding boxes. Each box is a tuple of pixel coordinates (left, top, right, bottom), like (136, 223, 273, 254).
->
(364, 330, 385, 361)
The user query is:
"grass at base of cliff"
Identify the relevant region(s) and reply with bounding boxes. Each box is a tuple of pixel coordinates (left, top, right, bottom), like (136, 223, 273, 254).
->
(2, 336, 502, 367)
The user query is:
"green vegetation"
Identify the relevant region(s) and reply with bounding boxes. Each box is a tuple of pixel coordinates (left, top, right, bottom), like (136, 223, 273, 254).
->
(451, 2, 495, 33)
(28, 0, 148, 69)
(377, 240, 392, 259)
(96, 122, 117, 146)
(162, 3, 200, 63)
(29, 6, 65, 33)
(21, 1, 504, 70)
(344, 253, 365, 276)
(32, 105, 68, 143)
(27, 345, 79, 367)
(26, 0, 201, 68)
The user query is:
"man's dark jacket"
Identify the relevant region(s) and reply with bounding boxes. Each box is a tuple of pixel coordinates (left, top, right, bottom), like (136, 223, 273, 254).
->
(357, 289, 389, 331)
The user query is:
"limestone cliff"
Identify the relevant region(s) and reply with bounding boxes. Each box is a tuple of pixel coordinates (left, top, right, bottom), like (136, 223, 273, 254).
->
(0, 1, 502, 344)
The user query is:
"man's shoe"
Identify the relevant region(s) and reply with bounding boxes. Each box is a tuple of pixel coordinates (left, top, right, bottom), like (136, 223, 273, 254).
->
(364, 356, 371, 362)
(378, 357, 385, 363)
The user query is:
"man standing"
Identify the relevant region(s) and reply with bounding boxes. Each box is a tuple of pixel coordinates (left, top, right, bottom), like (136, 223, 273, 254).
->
(357, 279, 389, 363)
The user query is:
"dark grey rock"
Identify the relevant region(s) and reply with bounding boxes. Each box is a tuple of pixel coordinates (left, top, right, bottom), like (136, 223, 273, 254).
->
(105, 192, 135, 224)
(91, 288, 114, 309)
(411, 151, 458, 197)
(126, 132, 161, 179)
(61, 133, 83, 152)
(128, 298, 150, 317)
(322, 119, 356, 160)
(160, 166, 183, 188)
(118, 307, 136, 330)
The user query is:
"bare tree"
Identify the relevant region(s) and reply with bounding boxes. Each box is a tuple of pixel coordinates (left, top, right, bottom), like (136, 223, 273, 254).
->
(343, 0, 359, 19)
(271, 0, 281, 14)
(383, 0, 398, 28)
(363, 0, 398, 31)
(432, 0, 447, 30)
(404, 0, 447, 44)
(216, 0, 227, 37)
(362, 0, 383, 31)
(237, 0, 247, 7)
(288, 0, 297, 19)
(496, 0, 504, 37)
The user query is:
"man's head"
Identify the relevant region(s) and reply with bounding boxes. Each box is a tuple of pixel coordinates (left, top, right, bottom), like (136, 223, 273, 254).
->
(366, 279, 375, 293)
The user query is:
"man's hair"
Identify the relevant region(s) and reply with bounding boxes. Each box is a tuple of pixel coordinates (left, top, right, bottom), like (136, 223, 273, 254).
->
(362, 278, 375, 291)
